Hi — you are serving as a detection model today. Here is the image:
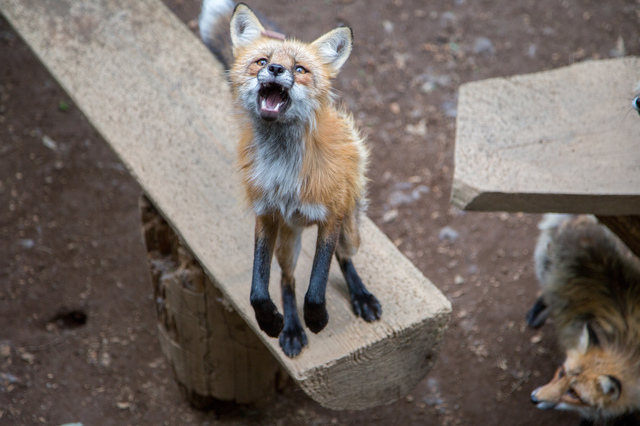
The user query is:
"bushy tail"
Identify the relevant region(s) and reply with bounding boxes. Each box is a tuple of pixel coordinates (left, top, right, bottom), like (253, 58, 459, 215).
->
(534, 213, 575, 284)
(199, 0, 235, 68)
(530, 214, 640, 347)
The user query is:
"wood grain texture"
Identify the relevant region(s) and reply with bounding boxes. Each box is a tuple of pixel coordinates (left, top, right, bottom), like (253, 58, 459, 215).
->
(452, 57, 640, 215)
(1, 0, 451, 409)
(141, 196, 287, 406)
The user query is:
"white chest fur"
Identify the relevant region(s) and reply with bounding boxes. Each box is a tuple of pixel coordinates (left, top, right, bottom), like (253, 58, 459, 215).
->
(248, 125, 327, 226)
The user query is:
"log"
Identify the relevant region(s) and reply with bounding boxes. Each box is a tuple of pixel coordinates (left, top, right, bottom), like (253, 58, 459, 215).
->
(1, 0, 451, 410)
(140, 196, 287, 407)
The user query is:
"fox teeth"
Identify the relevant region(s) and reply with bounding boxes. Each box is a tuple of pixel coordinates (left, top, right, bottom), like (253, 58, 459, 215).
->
(261, 99, 282, 112)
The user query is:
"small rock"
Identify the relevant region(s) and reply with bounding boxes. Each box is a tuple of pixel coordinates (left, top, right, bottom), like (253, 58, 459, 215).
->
(531, 333, 543, 344)
(405, 119, 427, 136)
(411, 185, 430, 200)
(42, 135, 58, 151)
(438, 226, 459, 242)
(383, 209, 399, 223)
(388, 190, 414, 207)
(454, 274, 465, 285)
(439, 11, 457, 28)
(18, 239, 34, 249)
(473, 37, 496, 56)
(441, 98, 457, 118)
(609, 36, 625, 58)
(527, 44, 537, 58)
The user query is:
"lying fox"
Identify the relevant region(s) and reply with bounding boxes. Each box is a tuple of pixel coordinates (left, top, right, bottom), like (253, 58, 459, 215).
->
(199, 1, 381, 357)
(527, 214, 640, 422)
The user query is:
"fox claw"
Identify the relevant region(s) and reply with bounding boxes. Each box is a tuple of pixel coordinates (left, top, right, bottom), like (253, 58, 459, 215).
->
(352, 292, 382, 322)
(279, 324, 308, 358)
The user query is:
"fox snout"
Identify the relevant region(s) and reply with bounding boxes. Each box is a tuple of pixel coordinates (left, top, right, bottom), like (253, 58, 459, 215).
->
(268, 63, 285, 77)
(530, 389, 555, 409)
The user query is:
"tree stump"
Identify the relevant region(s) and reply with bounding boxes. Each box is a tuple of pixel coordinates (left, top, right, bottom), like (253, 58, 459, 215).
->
(139, 196, 287, 408)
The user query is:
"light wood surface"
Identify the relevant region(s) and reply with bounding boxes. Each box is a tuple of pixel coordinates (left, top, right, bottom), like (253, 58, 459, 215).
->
(453, 57, 640, 215)
(1, 0, 451, 409)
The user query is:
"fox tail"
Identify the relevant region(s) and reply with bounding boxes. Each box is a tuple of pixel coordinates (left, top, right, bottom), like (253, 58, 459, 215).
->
(199, 0, 235, 68)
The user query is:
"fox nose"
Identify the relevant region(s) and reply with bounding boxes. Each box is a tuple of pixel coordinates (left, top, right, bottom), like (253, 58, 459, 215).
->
(530, 390, 539, 405)
(268, 63, 285, 76)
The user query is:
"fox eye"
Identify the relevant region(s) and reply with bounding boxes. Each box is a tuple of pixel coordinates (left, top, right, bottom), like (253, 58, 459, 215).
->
(566, 388, 581, 401)
(295, 65, 307, 74)
(256, 58, 267, 66)
(558, 366, 566, 378)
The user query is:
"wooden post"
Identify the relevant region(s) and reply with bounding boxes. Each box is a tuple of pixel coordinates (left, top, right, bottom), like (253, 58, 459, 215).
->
(139, 196, 287, 407)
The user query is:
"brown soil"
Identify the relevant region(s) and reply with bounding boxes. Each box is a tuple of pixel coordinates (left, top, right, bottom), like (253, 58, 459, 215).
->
(1, 0, 639, 425)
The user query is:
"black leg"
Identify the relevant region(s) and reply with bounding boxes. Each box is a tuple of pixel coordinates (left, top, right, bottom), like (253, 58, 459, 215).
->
(304, 222, 340, 333)
(526, 296, 549, 329)
(250, 217, 283, 338)
(337, 255, 381, 322)
(279, 280, 307, 357)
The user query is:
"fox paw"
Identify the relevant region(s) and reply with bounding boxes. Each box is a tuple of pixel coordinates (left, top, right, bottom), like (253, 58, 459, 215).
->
(526, 296, 549, 329)
(351, 292, 382, 322)
(279, 323, 308, 358)
(252, 299, 284, 338)
(303, 300, 328, 333)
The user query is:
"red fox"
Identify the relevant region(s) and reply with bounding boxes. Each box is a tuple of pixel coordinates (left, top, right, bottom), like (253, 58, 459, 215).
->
(527, 214, 640, 422)
(199, 1, 381, 357)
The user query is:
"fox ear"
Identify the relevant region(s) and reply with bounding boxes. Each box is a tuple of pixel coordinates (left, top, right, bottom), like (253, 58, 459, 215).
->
(577, 323, 599, 354)
(598, 375, 622, 401)
(230, 3, 265, 55)
(311, 27, 353, 75)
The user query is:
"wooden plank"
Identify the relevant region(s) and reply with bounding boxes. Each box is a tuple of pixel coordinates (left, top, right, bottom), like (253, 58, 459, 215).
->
(1, 0, 451, 410)
(452, 57, 640, 215)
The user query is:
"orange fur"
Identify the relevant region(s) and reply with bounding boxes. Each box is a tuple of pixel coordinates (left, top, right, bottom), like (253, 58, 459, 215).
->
(220, 3, 380, 356)
(531, 215, 640, 419)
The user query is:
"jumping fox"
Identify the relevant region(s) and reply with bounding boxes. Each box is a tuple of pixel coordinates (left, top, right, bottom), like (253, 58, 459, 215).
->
(527, 214, 640, 421)
(199, 1, 381, 357)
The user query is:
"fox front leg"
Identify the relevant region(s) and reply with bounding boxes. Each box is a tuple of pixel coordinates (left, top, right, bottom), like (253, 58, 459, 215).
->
(303, 218, 341, 333)
(276, 224, 307, 357)
(250, 215, 284, 338)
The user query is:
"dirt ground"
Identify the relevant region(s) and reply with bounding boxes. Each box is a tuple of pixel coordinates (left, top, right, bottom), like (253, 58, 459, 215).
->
(1, 0, 639, 425)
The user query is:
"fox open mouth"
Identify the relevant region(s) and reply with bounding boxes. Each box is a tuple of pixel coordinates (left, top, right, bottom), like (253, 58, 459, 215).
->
(257, 83, 290, 121)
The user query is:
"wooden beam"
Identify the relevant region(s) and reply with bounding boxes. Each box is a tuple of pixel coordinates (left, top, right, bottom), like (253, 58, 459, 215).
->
(452, 57, 640, 215)
(1, 0, 451, 410)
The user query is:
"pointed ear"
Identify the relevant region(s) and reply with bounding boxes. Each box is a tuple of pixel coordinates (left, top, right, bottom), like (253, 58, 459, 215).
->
(598, 375, 622, 401)
(577, 323, 590, 355)
(230, 4, 265, 55)
(311, 27, 353, 75)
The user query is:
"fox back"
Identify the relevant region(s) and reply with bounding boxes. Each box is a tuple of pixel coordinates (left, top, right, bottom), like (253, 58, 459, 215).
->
(531, 214, 640, 420)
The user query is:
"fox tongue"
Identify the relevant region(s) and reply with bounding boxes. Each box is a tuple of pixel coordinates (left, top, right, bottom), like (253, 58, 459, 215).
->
(262, 91, 283, 112)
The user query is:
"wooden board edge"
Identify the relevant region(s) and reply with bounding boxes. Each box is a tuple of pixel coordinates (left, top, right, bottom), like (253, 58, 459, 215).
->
(295, 309, 451, 410)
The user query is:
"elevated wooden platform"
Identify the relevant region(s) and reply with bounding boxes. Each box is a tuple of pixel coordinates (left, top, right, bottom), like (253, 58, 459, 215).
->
(452, 57, 640, 258)
(453, 57, 640, 215)
(1, 0, 451, 410)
